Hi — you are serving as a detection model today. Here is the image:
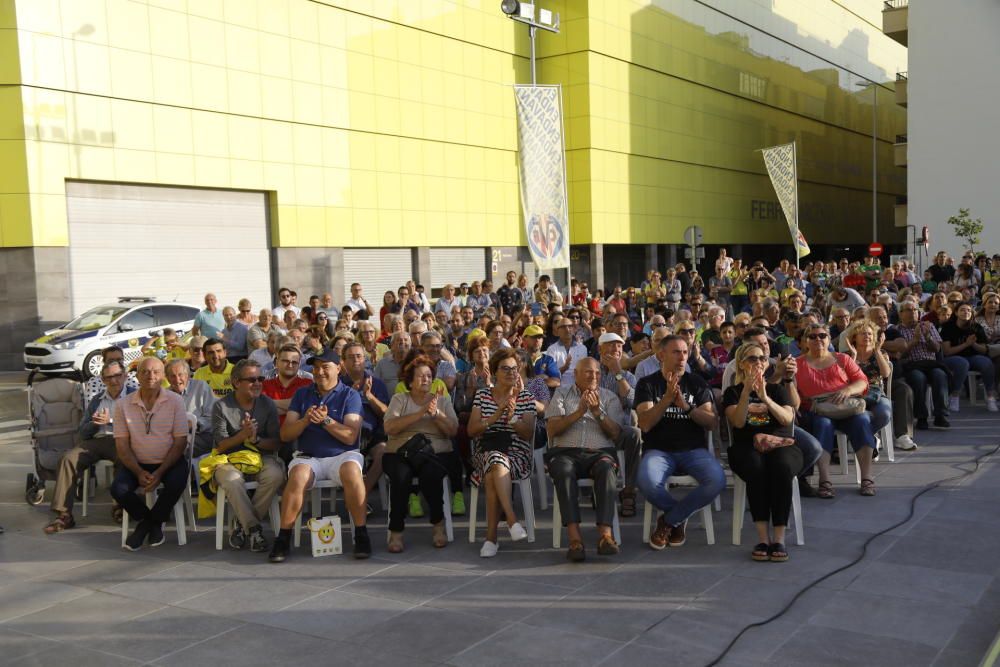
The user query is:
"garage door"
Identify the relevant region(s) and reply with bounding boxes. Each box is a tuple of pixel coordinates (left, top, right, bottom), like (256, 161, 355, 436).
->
(428, 247, 487, 288)
(342, 248, 413, 304)
(65, 182, 272, 316)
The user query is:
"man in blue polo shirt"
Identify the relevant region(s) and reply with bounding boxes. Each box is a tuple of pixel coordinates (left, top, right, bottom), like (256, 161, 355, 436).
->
(523, 325, 561, 390)
(270, 348, 368, 562)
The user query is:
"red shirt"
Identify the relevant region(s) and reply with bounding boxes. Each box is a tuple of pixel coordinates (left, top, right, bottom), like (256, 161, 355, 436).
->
(262, 376, 312, 424)
(794, 353, 868, 411)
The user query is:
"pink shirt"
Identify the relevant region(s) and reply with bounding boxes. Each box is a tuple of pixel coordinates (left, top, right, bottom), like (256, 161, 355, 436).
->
(794, 352, 868, 411)
(114, 389, 189, 464)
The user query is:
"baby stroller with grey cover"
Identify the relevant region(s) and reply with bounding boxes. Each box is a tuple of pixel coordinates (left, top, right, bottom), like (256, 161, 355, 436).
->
(24, 371, 82, 505)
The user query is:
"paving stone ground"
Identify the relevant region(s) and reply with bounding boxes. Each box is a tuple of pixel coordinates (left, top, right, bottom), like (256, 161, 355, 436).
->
(1, 371, 998, 666)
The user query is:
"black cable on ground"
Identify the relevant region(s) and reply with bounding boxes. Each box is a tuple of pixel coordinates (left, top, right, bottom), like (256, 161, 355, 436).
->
(702, 442, 1000, 667)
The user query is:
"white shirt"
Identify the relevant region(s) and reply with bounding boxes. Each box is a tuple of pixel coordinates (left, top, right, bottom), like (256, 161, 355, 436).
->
(272, 304, 300, 320)
(345, 297, 370, 314)
(545, 340, 588, 386)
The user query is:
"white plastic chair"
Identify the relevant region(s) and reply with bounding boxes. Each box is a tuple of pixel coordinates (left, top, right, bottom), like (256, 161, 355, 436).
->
(640, 436, 718, 546)
(215, 480, 282, 550)
(385, 476, 454, 543)
(81, 460, 114, 517)
(551, 450, 624, 548)
(533, 446, 548, 510)
(967, 370, 982, 406)
(467, 430, 537, 544)
(731, 475, 804, 546)
(120, 413, 198, 547)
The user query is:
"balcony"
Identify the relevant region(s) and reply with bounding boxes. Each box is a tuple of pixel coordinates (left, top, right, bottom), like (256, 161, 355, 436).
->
(883, 0, 908, 46)
(895, 200, 908, 228)
(894, 134, 908, 168)
(896, 72, 907, 107)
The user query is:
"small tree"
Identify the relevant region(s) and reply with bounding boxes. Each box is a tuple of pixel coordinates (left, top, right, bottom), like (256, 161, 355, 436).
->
(946, 208, 984, 254)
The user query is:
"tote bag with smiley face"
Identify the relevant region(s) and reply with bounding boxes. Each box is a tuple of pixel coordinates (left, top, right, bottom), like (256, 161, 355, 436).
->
(307, 515, 343, 557)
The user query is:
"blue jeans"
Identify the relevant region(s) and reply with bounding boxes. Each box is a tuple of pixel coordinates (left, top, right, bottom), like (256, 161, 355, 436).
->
(865, 395, 892, 433)
(949, 354, 996, 394)
(636, 448, 725, 527)
(794, 426, 823, 470)
(904, 367, 948, 420)
(799, 411, 877, 453)
(943, 356, 969, 394)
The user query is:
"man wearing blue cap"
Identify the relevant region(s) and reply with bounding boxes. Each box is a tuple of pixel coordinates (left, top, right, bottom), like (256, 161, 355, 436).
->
(270, 347, 368, 561)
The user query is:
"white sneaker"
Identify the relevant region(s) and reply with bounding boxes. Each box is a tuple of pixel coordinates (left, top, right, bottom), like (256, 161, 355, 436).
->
(986, 398, 999, 412)
(508, 522, 528, 542)
(894, 435, 917, 451)
(480, 540, 499, 558)
(949, 396, 960, 413)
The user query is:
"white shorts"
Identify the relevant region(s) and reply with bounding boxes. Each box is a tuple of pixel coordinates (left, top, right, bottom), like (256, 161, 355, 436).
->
(288, 450, 364, 488)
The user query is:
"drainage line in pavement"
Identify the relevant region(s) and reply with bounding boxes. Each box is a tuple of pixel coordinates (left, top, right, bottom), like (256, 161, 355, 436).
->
(701, 441, 1000, 667)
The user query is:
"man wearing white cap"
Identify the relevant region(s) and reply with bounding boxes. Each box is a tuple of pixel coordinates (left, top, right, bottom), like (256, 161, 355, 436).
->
(596, 331, 643, 518)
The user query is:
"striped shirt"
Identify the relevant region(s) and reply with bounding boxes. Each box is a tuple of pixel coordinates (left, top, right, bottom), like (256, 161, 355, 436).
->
(472, 388, 536, 449)
(113, 389, 189, 464)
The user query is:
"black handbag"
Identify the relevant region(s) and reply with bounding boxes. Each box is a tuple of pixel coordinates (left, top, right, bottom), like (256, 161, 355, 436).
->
(397, 433, 436, 462)
(478, 429, 514, 454)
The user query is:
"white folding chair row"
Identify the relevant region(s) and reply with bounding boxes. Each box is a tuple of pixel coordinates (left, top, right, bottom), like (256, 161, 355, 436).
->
(121, 413, 198, 547)
(214, 480, 282, 550)
(386, 476, 454, 543)
(467, 477, 536, 543)
(967, 371, 982, 406)
(533, 447, 548, 510)
(551, 450, 624, 549)
(731, 475, 804, 546)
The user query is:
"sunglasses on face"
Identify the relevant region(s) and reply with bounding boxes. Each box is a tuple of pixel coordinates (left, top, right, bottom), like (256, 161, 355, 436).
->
(807, 333, 829, 340)
(651, 322, 667, 328)
(678, 328, 695, 334)
(743, 355, 767, 364)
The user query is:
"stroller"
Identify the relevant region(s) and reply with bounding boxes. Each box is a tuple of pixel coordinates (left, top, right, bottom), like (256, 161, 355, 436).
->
(25, 371, 83, 505)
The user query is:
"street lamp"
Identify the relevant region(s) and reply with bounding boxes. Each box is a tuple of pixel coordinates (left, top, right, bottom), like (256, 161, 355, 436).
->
(500, 1, 560, 85)
(855, 80, 878, 244)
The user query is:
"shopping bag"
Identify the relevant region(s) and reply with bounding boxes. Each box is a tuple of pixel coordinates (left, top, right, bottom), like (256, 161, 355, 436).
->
(307, 515, 343, 557)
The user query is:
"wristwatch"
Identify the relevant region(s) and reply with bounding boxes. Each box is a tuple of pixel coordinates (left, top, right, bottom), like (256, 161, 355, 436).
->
(322, 416, 334, 426)
(596, 411, 606, 422)
(614, 372, 624, 381)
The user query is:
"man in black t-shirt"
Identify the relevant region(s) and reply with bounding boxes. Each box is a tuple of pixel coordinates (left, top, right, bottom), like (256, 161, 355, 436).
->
(635, 335, 725, 550)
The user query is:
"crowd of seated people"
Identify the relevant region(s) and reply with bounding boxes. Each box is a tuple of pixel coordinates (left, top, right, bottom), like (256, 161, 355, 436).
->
(39, 247, 1000, 562)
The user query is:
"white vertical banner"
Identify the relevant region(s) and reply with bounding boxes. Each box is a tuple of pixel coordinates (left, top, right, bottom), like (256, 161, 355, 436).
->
(514, 84, 570, 271)
(760, 142, 811, 259)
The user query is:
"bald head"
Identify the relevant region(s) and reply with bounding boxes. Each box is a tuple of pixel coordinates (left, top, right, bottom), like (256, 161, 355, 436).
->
(574, 356, 601, 391)
(137, 356, 165, 390)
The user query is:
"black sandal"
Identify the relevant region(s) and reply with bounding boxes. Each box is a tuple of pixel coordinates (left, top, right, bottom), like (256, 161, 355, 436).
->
(751, 543, 770, 562)
(769, 542, 789, 562)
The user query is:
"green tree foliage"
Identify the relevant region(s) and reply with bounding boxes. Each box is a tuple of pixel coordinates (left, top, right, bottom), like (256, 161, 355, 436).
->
(946, 208, 984, 254)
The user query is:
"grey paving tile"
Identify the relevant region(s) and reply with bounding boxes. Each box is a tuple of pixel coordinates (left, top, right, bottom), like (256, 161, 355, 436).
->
(846, 561, 991, 606)
(35, 553, 182, 591)
(175, 577, 327, 622)
(71, 606, 242, 662)
(773, 624, 936, 666)
(338, 562, 485, 605)
(523, 588, 682, 643)
(580, 562, 731, 599)
(877, 530, 1000, 576)
(252, 589, 413, 638)
(194, 547, 398, 587)
(356, 607, 512, 662)
(106, 562, 242, 604)
(13, 643, 142, 666)
(931, 648, 983, 667)
(0, 579, 93, 622)
(0, 533, 99, 578)
(426, 571, 570, 621)
(596, 642, 675, 666)
(153, 624, 362, 666)
(448, 621, 624, 666)
(807, 590, 970, 649)
(2, 591, 163, 642)
(927, 496, 1000, 527)
(0, 627, 56, 661)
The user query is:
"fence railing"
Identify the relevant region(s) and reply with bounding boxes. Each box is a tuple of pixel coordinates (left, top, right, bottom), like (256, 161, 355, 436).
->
(884, 0, 908, 10)
(896, 71, 908, 81)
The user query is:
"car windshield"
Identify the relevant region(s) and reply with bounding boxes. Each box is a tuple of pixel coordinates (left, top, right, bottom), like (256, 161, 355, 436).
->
(63, 306, 130, 331)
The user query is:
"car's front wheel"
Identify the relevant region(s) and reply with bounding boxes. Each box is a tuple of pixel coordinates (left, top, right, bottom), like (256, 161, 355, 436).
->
(82, 349, 103, 380)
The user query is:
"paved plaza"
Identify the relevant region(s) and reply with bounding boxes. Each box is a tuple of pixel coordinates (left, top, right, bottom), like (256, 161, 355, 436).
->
(1, 372, 998, 666)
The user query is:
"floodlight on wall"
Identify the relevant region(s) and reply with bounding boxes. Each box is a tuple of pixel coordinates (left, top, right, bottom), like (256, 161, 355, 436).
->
(501, 0, 519, 16)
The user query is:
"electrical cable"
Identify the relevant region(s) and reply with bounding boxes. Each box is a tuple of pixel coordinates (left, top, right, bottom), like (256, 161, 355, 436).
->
(702, 441, 1000, 667)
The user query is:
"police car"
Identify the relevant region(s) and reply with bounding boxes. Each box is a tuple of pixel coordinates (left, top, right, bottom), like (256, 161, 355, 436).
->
(23, 297, 200, 379)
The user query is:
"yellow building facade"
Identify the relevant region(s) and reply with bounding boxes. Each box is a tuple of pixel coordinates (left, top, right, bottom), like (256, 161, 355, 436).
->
(0, 0, 905, 368)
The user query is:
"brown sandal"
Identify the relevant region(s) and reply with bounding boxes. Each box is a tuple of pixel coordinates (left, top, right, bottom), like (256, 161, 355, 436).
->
(860, 478, 876, 497)
(817, 480, 835, 499)
(597, 534, 620, 556)
(566, 539, 586, 562)
(618, 489, 637, 517)
(44, 514, 75, 534)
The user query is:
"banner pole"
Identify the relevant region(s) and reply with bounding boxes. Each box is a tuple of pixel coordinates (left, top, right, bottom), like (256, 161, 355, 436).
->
(792, 141, 800, 272)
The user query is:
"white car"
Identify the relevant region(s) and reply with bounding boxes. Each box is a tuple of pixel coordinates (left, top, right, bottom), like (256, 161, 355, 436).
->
(23, 298, 200, 379)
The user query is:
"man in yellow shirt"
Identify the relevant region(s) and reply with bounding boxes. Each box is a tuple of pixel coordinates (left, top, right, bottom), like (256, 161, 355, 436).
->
(193, 338, 234, 398)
